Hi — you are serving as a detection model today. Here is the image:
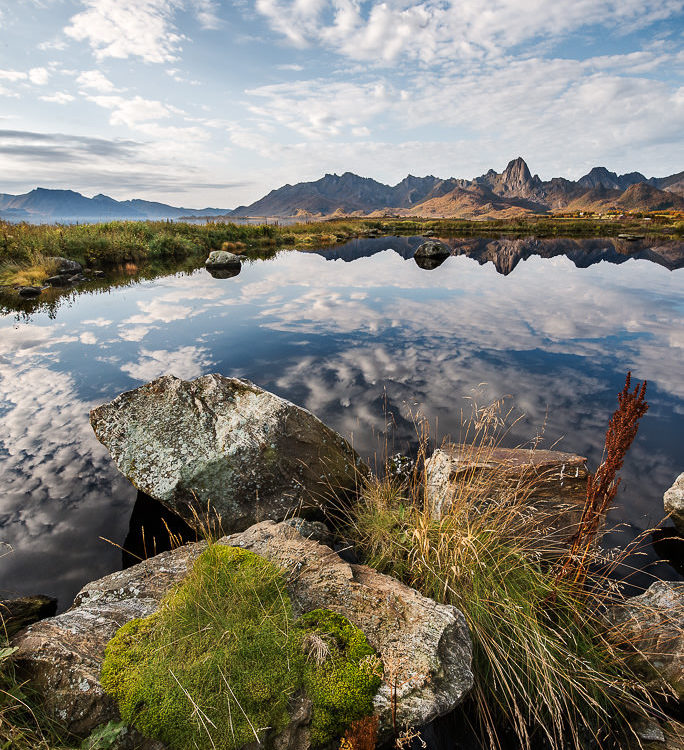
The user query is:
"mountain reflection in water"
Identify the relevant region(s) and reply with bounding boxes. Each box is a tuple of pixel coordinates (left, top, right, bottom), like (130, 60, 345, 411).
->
(0, 236, 682, 610)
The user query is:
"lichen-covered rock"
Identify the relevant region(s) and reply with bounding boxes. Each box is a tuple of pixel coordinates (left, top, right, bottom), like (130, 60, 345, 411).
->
(225, 520, 473, 734)
(90, 374, 367, 533)
(11, 520, 472, 745)
(425, 444, 588, 544)
(413, 240, 450, 259)
(607, 581, 684, 701)
(11, 542, 203, 745)
(664, 472, 684, 534)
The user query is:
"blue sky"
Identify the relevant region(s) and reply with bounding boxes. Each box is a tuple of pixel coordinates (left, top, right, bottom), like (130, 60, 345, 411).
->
(0, 0, 683, 208)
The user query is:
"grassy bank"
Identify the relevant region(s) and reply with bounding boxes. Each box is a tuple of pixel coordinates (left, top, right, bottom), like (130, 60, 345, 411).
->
(0, 213, 680, 287)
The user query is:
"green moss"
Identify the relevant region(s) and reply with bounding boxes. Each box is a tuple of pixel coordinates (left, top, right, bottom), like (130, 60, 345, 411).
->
(297, 610, 382, 748)
(101, 546, 382, 750)
(101, 545, 304, 750)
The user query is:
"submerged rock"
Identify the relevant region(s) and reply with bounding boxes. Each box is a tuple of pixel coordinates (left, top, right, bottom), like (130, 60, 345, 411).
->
(90, 374, 367, 532)
(12, 520, 473, 744)
(607, 581, 684, 701)
(414, 240, 450, 259)
(425, 444, 588, 543)
(206, 264, 241, 279)
(205, 249, 241, 268)
(664, 473, 684, 534)
(414, 254, 447, 270)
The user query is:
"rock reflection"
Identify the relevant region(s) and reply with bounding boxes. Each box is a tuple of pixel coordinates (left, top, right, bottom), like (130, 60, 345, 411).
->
(414, 255, 447, 270)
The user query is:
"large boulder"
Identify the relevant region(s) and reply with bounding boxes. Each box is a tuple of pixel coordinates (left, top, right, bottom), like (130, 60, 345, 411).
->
(664, 473, 684, 534)
(12, 520, 473, 744)
(46, 256, 83, 276)
(607, 581, 684, 701)
(90, 374, 367, 533)
(425, 444, 588, 544)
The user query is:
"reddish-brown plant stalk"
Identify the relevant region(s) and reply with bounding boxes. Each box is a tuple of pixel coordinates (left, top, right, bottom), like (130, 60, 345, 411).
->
(341, 715, 379, 750)
(558, 372, 648, 586)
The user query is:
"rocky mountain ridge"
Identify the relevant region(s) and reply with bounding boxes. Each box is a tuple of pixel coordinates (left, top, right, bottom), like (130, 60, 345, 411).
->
(230, 157, 684, 219)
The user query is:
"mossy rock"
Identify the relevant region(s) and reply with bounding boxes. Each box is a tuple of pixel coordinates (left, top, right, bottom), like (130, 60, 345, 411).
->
(296, 610, 382, 748)
(101, 545, 381, 750)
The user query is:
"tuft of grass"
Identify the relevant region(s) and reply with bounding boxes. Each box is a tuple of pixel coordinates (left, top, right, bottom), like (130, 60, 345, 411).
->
(348, 385, 661, 750)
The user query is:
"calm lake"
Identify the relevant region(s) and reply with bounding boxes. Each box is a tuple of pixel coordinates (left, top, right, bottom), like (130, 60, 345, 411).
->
(1, 235, 683, 609)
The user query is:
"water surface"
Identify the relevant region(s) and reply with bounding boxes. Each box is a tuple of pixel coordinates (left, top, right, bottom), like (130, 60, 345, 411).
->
(1, 236, 682, 608)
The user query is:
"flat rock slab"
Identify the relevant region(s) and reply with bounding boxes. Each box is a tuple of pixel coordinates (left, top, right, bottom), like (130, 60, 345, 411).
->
(425, 444, 588, 543)
(12, 521, 473, 744)
(90, 374, 367, 533)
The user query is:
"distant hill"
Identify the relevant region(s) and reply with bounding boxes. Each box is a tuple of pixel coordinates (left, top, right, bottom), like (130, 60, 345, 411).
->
(0, 188, 230, 223)
(229, 158, 684, 219)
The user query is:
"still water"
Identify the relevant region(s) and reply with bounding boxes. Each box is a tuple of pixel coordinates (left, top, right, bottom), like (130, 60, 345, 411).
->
(1, 236, 682, 609)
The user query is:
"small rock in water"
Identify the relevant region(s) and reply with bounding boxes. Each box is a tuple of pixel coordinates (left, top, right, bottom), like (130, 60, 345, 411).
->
(18, 286, 42, 297)
(205, 250, 241, 269)
(46, 256, 83, 276)
(46, 275, 71, 287)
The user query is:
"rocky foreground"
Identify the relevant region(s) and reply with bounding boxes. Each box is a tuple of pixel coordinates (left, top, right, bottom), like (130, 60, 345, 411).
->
(5, 374, 683, 750)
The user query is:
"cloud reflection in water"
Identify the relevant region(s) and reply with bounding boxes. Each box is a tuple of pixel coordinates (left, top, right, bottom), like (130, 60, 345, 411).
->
(0, 242, 682, 607)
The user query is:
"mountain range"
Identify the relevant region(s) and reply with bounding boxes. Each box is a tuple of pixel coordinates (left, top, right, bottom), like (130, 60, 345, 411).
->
(0, 188, 229, 223)
(2, 158, 683, 223)
(229, 158, 684, 219)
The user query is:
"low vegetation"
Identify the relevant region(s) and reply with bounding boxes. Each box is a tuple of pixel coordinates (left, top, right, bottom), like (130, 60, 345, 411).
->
(0, 212, 679, 286)
(348, 375, 659, 750)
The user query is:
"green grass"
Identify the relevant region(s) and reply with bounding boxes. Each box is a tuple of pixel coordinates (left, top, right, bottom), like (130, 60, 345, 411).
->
(347, 411, 660, 750)
(100, 544, 381, 750)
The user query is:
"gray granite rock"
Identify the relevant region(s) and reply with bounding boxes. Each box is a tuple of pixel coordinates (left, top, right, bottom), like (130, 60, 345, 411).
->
(90, 374, 367, 533)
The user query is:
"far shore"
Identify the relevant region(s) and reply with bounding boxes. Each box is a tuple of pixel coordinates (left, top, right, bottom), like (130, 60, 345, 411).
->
(0, 213, 681, 288)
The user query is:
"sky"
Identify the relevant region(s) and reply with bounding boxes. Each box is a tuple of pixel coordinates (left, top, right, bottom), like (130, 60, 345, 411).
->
(0, 0, 683, 208)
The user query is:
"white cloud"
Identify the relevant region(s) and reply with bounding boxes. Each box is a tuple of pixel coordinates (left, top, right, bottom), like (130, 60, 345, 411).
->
(79, 331, 98, 344)
(0, 70, 27, 82)
(40, 91, 75, 104)
(64, 0, 222, 63)
(76, 69, 116, 92)
(87, 94, 171, 126)
(246, 79, 395, 138)
(28, 67, 49, 85)
(255, 0, 684, 65)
